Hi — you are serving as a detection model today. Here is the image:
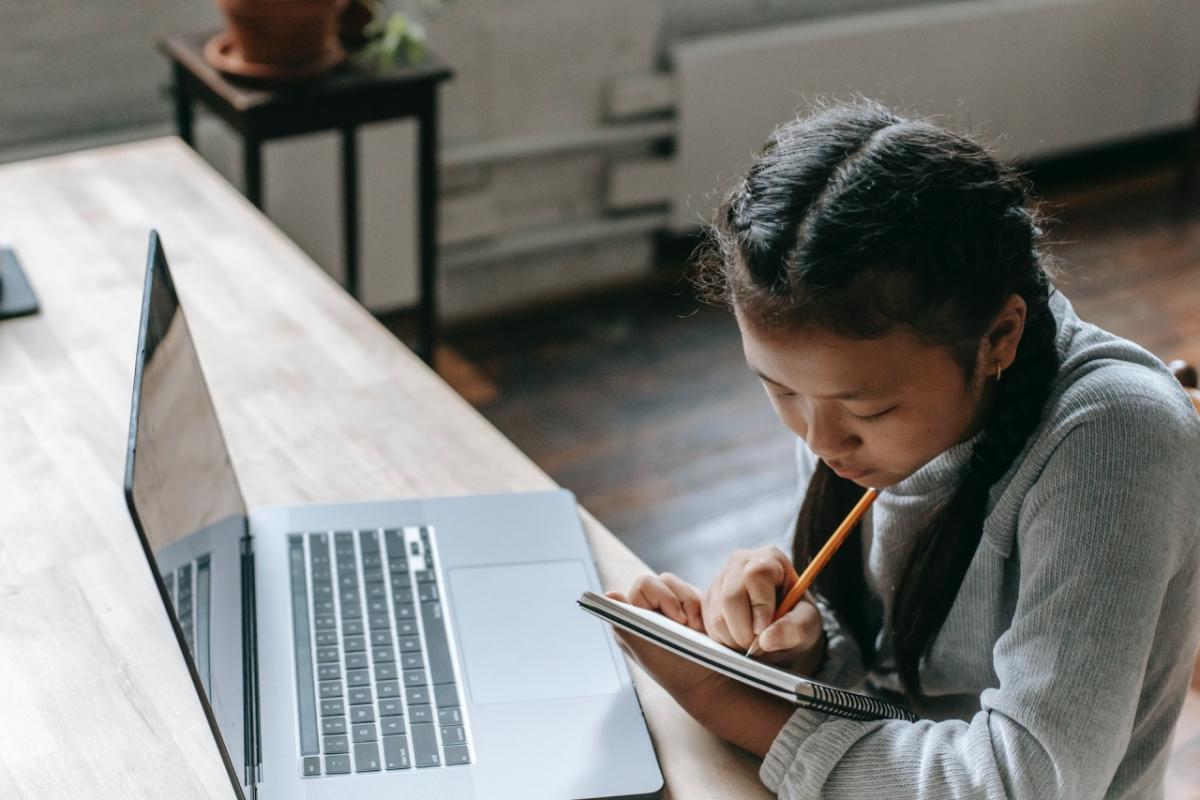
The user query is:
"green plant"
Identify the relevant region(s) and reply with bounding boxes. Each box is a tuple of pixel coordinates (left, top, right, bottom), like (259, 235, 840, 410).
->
(358, 0, 452, 67)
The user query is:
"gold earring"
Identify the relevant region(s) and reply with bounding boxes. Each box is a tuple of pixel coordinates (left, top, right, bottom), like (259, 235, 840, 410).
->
(995, 363, 1003, 381)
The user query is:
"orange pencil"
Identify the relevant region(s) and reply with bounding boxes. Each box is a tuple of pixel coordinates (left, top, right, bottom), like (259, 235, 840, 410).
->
(745, 487, 880, 658)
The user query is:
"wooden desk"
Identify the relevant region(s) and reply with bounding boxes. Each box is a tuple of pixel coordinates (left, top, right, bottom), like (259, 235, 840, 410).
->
(0, 138, 769, 798)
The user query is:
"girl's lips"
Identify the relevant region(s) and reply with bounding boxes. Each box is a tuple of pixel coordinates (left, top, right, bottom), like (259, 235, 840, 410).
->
(827, 462, 871, 481)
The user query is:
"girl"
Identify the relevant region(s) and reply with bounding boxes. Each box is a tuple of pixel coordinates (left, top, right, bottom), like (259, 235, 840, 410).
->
(607, 99, 1200, 798)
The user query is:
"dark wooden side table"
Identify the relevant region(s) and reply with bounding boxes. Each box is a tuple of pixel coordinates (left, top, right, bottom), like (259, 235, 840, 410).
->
(159, 34, 452, 365)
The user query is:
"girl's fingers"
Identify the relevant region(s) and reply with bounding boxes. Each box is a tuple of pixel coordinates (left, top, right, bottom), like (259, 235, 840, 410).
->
(719, 567, 755, 647)
(701, 553, 749, 646)
(758, 600, 822, 653)
(629, 574, 688, 626)
(659, 573, 705, 632)
(742, 550, 792, 635)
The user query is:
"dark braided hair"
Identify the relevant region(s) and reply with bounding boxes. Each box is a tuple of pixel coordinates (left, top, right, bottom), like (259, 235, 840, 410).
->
(693, 98, 1060, 699)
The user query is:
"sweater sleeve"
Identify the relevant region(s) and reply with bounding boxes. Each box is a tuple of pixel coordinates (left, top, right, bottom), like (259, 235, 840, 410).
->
(760, 386, 1200, 799)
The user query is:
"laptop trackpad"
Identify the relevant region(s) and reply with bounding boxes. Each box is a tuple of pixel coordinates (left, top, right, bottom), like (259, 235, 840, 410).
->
(447, 560, 622, 705)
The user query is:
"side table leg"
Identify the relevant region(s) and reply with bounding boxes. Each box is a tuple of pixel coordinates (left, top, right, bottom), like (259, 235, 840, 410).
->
(341, 127, 360, 299)
(416, 89, 440, 367)
(172, 63, 194, 146)
(244, 138, 264, 211)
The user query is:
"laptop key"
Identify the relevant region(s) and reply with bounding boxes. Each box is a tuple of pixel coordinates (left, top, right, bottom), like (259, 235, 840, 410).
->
(343, 636, 366, 652)
(346, 669, 371, 688)
(390, 572, 412, 590)
(376, 680, 401, 699)
(324, 734, 349, 755)
(375, 662, 398, 681)
(350, 705, 375, 724)
(316, 646, 339, 663)
(318, 681, 343, 699)
(348, 687, 373, 705)
(417, 583, 439, 603)
(379, 716, 405, 736)
(366, 584, 387, 600)
(382, 734, 412, 769)
(367, 599, 388, 615)
(393, 604, 416, 621)
(345, 651, 368, 670)
(397, 620, 418, 637)
(352, 722, 378, 743)
(340, 603, 362, 620)
(372, 647, 395, 663)
(401, 652, 422, 670)
(392, 587, 414, 604)
(410, 723, 440, 767)
(434, 683, 460, 708)
(363, 568, 384, 584)
(443, 745, 471, 765)
(406, 686, 429, 705)
(420, 601, 455, 685)
(320, 698, 344, 717)
(302, 755, 321, 777)
(321, 717, 346, 735)
(441, 725, 466, 745)
(354, 742, 381, 772)
(378, 698, 403, 717)
(325, 754, 351, 774)
(317, 663, 340, 681)
(397, 636, 421, 653)
(288, 536, 320, 757)
(404, 669, 427, 686)
(315, 630, 338, 647)
(314, 613, 336, 630)
(437, 707, 462, 725)
(409, 704, 432, 723)
(370, 630, 393, 647)
(369, 614, 390, 630)
(342, 619, 364, 636)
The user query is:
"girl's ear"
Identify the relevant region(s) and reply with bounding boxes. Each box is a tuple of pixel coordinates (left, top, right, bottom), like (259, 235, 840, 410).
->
(984, 293, 1028, 374)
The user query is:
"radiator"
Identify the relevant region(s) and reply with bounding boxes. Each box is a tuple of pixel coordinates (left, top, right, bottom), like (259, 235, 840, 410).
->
(669, 0, 1200, 232)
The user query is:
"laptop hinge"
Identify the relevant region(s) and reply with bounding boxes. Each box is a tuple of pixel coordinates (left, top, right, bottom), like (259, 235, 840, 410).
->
(240, 533, 262, 796)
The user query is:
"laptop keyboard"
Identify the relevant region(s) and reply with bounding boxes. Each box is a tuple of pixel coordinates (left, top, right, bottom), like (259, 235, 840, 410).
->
(164, 554, 213, 696)
(288, 526, 472, 778)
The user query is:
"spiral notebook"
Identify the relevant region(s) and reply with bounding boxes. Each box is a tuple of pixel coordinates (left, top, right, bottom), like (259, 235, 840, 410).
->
(578, 591, 917, 723)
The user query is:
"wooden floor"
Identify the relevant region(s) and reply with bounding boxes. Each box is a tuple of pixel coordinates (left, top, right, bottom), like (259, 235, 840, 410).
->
(395, 162, 1200, 795)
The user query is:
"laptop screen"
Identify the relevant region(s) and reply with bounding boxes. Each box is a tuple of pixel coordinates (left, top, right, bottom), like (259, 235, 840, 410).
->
(124, 231, 251, 795)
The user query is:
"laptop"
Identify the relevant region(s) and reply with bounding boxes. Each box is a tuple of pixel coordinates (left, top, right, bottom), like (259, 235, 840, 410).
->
(124, 231, 664, 800)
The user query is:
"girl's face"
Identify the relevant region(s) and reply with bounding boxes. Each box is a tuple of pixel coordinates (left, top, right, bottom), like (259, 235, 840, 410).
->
(737, 299, 1024, 489)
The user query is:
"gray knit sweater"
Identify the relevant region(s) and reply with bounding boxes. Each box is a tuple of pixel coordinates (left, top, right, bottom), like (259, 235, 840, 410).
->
(760, 291, 1200, 799)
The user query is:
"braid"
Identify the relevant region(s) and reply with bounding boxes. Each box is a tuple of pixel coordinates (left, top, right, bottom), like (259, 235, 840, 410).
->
(891, 281, 1060, 697)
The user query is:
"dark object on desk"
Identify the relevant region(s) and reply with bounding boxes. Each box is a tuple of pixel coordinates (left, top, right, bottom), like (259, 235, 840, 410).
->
(0, 247, 39, 320)
(159, 33, 451, 365)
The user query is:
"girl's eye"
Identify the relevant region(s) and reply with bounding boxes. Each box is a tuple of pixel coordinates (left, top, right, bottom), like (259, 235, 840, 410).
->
(850, 406, 895, 422)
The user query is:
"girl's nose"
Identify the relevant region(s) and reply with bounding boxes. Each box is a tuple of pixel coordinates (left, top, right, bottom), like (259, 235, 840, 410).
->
(806, 406, 860, 461)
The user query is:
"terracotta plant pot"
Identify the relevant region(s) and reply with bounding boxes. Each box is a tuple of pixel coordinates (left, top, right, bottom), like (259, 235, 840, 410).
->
(216, 0, 348, 65)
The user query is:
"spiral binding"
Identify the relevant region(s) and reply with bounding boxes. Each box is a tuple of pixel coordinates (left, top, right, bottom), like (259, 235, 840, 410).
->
(803, 683, 918, 722)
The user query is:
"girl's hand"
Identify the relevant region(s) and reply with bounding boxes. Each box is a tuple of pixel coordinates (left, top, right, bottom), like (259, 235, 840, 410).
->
(701, 546, 826, 675)
(606, 573, 729, 704)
